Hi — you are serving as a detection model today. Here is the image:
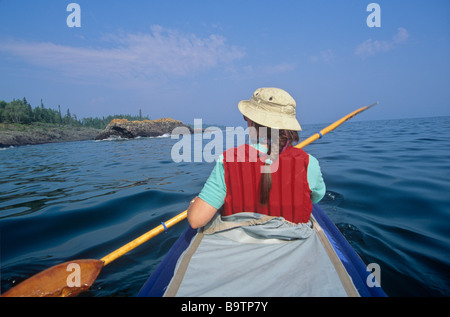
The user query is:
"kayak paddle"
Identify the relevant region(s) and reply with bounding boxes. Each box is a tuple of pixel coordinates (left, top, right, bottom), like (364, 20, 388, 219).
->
(2, 211, 187, 297)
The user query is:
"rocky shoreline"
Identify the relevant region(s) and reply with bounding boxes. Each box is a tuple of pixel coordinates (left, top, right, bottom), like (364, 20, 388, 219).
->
(0, 123, 102, 148)
(94, 118, 193, 140)
(0, 118, 193, 148)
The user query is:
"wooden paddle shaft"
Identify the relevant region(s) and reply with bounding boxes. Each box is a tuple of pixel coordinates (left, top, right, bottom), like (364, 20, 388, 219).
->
(296, 102, 378, 149)
(100, 210, 188, 266)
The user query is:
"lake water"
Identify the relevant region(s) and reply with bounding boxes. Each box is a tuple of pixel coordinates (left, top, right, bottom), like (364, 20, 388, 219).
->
(1, 116, 449, 297)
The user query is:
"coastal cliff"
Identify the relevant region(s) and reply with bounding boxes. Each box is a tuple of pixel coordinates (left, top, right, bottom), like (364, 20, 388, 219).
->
(94, 118, 193, 140)
(0, 123, 101, 148)
(0, 118, 194, 147)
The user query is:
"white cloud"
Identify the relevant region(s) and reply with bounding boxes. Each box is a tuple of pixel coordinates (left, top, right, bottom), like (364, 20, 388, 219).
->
(309, 49, 334, 63)
(355, 27, 410, 58)
(355, 39, 392, 57)
(393, 27, 410, 44)
(89, 97, 105, 106)
(261, 62, 297, 74)
(0, 25, 245, 84)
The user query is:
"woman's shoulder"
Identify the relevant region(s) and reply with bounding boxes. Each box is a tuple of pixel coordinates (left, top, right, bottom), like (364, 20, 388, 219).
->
(283, 145, 309, 157)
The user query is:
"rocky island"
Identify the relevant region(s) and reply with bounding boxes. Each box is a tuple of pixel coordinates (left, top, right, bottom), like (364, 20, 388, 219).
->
(94, 118, 193, 140)
(0, 98, 194, 147)
(0, 118, 193, 148)
(0, 123, 102, 148)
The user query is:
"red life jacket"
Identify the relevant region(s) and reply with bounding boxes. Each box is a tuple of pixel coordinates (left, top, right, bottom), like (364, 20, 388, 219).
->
(222, 144, 312, 223)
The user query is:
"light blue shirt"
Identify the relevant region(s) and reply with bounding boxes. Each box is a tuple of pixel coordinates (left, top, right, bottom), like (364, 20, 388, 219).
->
(198, 144, 326, 209)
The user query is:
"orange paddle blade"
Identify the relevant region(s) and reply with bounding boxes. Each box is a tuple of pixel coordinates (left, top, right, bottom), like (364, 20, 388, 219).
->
(2, 259, 104, 297)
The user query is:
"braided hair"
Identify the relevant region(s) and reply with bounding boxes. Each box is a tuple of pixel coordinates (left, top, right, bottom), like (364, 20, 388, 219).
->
(245, 117, 300, 205)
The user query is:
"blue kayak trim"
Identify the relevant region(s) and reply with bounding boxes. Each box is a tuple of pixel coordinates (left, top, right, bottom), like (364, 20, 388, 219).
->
(311, 205, 386, 297)
(137, 204, 386, 297)
(138, 225, 197, 297)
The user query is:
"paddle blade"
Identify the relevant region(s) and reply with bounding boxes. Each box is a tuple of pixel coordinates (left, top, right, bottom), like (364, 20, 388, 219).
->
(2, 259, 104, 297)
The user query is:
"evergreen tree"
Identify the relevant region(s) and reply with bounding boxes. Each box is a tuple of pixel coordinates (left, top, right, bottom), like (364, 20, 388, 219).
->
(0, 97, 151, 129)
(58, 105, 62, 124)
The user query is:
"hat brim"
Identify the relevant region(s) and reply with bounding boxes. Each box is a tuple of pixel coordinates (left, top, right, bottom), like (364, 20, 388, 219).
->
(238, 100, 302, 131)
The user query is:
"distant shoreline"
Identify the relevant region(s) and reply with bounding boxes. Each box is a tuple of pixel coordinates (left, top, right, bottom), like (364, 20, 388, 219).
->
(0, 123, 102, 148)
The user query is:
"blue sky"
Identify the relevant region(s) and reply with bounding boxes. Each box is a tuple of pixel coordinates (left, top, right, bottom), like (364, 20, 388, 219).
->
(0, 0, 449, 126)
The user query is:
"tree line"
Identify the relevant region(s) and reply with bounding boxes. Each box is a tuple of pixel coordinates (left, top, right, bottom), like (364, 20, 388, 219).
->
(0, 98, 149, 129)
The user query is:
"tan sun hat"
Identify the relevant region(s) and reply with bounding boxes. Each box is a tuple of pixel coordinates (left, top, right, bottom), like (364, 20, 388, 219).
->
(238, 87, 302, 131)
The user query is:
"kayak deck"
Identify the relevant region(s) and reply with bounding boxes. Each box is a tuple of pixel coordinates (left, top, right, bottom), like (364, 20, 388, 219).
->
(137, 204, 386, 297)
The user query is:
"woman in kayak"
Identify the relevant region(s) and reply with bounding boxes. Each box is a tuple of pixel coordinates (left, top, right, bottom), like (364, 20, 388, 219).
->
(187, 87, 326, 229)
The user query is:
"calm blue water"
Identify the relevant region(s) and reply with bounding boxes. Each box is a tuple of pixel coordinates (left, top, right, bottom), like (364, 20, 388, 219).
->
(1, 116, 449, 297)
